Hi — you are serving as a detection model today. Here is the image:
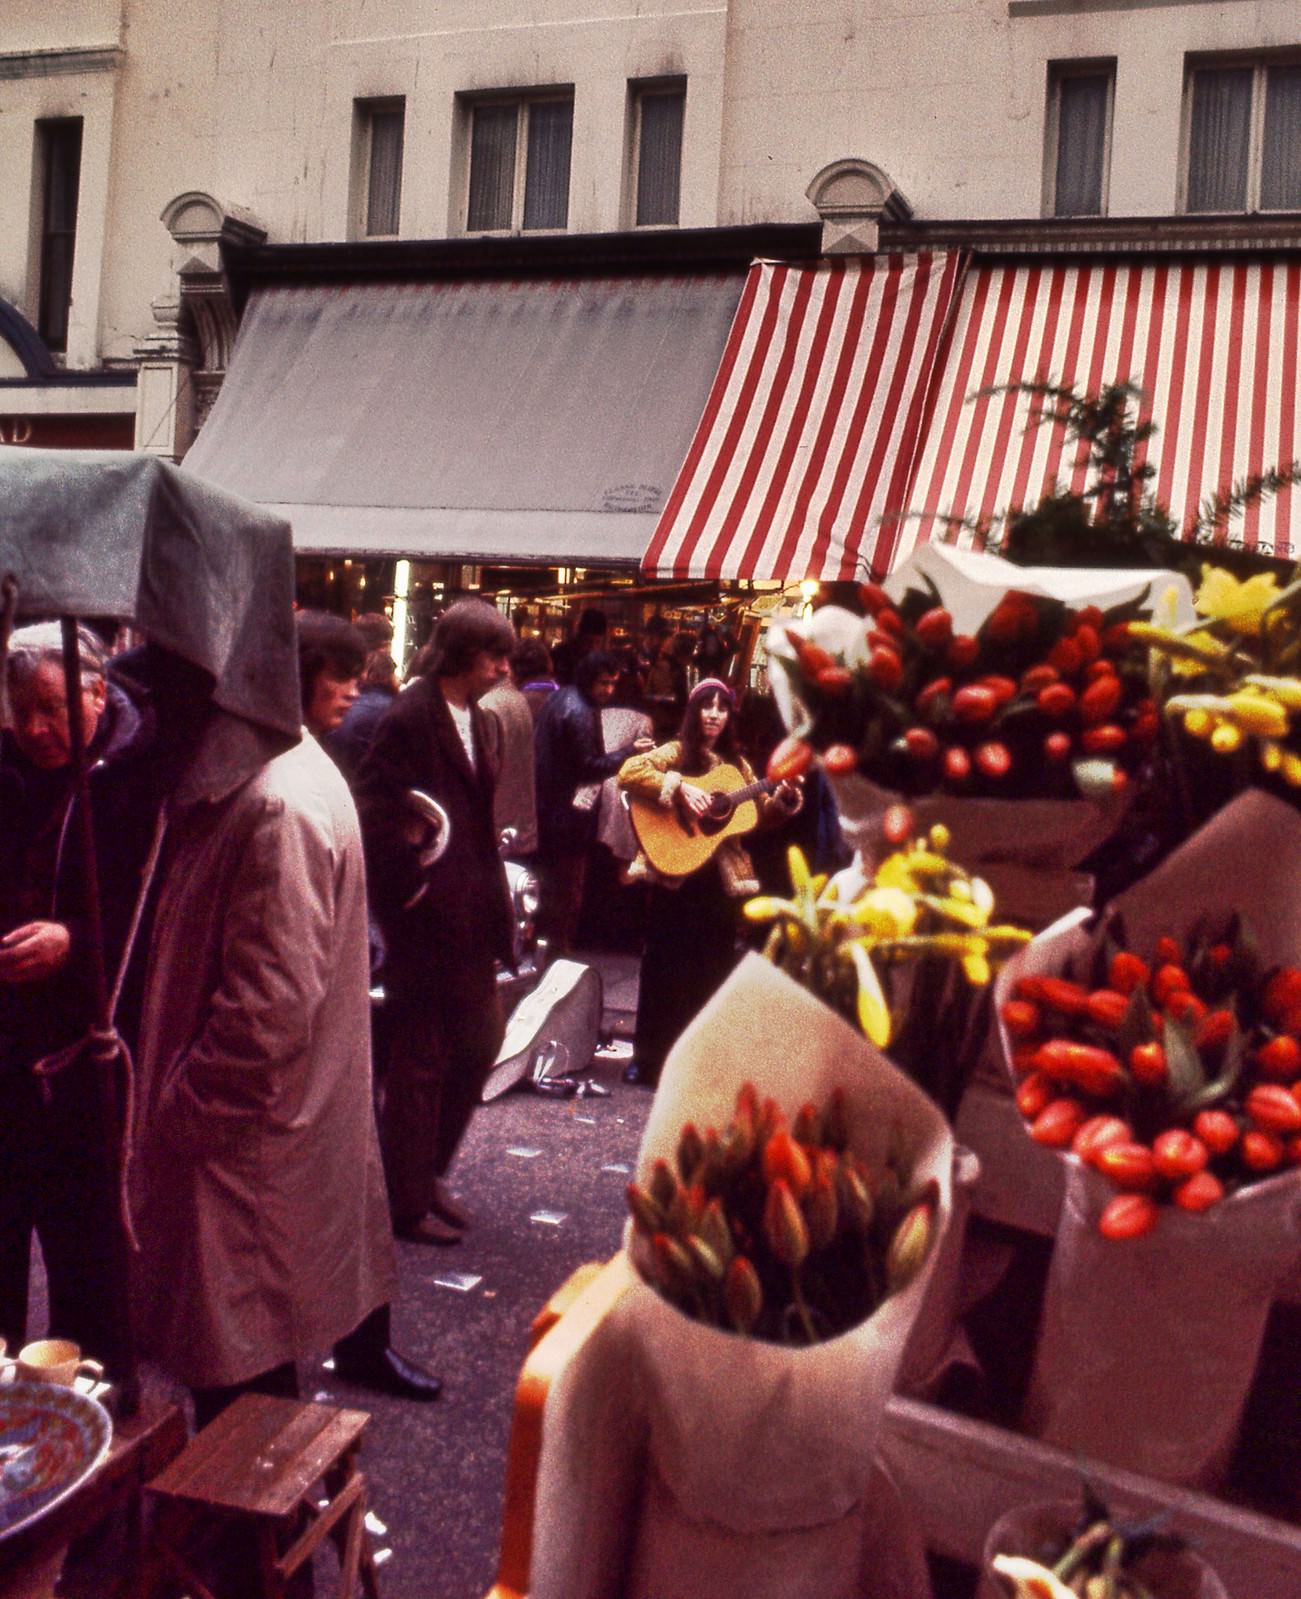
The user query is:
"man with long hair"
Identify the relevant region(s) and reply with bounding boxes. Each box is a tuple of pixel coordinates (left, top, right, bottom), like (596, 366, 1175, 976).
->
(356, 600, 516, 1250)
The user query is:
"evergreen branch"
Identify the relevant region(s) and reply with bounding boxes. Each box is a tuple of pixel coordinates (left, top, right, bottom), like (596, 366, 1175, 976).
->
(1187, 460, 1301, 540)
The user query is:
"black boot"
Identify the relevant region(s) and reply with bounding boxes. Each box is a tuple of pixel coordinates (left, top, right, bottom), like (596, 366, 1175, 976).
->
(332, 1304, 442, 1402)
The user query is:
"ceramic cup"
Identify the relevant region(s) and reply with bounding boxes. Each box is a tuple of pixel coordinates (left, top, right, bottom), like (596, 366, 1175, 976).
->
(9, 1339, 104, 1388)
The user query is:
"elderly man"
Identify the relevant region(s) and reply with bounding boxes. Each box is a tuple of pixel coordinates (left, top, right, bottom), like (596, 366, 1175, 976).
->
(0, 624, 156, 1378)
(131, 646, 400, 1426)
(356, 599, 516, 1247)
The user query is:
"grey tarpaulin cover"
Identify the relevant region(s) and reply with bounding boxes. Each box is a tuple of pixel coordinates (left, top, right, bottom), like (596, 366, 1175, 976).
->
(0, 446, 301, 797)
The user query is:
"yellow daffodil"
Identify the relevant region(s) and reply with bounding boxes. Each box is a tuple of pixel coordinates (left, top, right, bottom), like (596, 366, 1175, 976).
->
(1244, 673, 1301, 709)
(848, 942, 891, 1045)
(1127, 620, 1234, 667)
(1195, 565, 1281, 636)
(746, 832, 1028, 1055)
(848, 887, 918, 937)
(1166, 689, 1290, 741)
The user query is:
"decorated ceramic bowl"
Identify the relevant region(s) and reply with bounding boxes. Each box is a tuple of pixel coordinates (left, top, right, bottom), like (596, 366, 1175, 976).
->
(0, 1381, 112, 1542)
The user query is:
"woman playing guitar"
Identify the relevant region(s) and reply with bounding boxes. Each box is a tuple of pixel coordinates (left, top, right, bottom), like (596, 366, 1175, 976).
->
(616, 678, 801, 1088)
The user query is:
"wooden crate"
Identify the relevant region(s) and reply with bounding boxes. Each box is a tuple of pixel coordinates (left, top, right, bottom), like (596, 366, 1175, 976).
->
(880, 1394, 1301, 1597)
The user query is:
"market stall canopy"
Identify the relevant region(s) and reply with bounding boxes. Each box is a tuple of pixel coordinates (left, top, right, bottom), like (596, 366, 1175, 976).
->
(642, 253, 967, 582)
(0, 447, 300, 791)
(184, 273, 746, 566)
(643, 252, 1300, 582)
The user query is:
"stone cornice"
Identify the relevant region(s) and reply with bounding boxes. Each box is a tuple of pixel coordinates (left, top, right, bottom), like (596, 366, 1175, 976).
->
(0, 45, 122, 80)
(878, 212, 1301, 257)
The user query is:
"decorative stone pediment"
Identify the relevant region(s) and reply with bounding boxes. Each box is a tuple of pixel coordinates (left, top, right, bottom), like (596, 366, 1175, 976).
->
(806, 160, 912, 255)
(159, 191, 266, 279)
(134, 193, 267, 456)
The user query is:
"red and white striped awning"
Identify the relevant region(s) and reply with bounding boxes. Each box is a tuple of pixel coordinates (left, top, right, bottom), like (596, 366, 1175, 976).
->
(643, 251, 1300, 579)
(901, 256, 1301, 565)
(641, 253, 967, 580)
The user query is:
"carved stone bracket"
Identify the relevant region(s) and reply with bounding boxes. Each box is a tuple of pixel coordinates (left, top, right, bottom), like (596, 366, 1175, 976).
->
(158, 191, 264, 377)
(134, 192, 265, 456)
(806, 159, 913, 255)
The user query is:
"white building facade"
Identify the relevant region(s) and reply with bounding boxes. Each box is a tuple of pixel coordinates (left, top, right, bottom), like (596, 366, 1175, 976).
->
(1, 1, 1298, 506)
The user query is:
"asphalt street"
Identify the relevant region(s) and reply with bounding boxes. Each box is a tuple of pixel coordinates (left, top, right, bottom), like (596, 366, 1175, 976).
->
(323, 1002, 650, 1599)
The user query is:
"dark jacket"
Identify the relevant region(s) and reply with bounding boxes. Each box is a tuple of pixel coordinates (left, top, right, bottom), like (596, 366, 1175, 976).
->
(533, 684, 640, 858)
(0, 678, 159, 1065)
(324, 686, 398, 786)
(355, 676, 513, 978)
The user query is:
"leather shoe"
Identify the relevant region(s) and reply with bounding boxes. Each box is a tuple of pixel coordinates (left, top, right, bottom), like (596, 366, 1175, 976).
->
(334, 1345, 443, 1402)
(393, 1212, 463, 1246)
(430, 1181, 471, 1230)
(622, 1060, 658, 1089)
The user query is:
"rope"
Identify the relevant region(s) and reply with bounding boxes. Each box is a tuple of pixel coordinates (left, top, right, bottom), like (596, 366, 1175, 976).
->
(31, 809, 169, 1256)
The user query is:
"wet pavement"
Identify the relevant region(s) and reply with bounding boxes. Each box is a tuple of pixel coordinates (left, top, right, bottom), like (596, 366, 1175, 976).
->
(322, 996, 651, 1598)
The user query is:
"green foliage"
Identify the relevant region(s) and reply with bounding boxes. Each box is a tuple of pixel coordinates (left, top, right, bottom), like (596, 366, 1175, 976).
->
(957, 379, 1300, 577)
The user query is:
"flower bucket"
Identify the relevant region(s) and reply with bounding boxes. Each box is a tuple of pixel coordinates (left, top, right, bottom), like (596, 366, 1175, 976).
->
(976, 1499, 1229, 1599)
(1023, 1157, 1301, 1487)
(609, 954, 953, 1599)
(994, 791, 1301, 1487)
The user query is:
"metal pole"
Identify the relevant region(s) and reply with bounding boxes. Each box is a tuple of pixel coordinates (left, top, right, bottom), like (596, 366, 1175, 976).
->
(59, 618, 139, 1413)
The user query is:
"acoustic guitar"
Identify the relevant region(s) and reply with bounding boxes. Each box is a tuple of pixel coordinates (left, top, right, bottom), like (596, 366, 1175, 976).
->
(626, 763, 779, 878)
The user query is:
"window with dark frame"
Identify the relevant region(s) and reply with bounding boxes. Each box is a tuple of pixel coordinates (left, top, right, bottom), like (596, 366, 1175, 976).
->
(1045, 63, 1113, 218)
(633, 82, 685, 227)
(357, 98, 405, 237)
(1185, 57, 1301, 214)
(465, 93, 573, 233)
(37, 117, 82, 352)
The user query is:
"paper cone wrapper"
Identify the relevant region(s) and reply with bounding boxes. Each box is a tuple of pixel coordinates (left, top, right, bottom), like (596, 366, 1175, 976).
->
(612, 955, 951, 1597)
(994, 790, 1301, 1486)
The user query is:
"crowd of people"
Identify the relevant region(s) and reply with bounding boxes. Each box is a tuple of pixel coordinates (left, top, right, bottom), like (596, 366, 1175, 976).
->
(0, 596, 844, 1438)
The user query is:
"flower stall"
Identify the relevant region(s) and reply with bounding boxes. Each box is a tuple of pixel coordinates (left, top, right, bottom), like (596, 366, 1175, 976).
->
(487, 544, 1301, 1599)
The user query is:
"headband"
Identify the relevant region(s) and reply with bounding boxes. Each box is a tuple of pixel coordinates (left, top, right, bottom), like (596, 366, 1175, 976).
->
(689, 677, 735, 708)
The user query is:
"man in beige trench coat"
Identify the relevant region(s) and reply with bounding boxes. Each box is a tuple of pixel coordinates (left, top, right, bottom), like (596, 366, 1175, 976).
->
(132, 728, 398, 1425)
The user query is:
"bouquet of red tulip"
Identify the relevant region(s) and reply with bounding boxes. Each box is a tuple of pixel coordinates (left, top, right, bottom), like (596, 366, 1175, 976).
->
(626, 1082, 937, 1346)
(533, 953, 954, 1599)
(765, 547, 1196, 929)
(998, 790, 1301, 1487)
(767, 579, 1159, 802)
(1005, 918, 1301, 1240)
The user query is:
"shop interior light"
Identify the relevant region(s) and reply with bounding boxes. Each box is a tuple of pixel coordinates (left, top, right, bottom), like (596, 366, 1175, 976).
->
(392, 559, 412, 668)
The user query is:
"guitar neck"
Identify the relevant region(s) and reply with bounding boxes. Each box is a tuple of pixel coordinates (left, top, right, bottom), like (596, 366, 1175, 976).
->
(730, 777, 779, 806)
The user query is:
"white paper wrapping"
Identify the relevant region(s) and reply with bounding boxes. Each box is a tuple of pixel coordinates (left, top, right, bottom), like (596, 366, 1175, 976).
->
(994, 790, 1301, 1487)
(884, 543, 1196, 637)
(529, 954, 952, 1599)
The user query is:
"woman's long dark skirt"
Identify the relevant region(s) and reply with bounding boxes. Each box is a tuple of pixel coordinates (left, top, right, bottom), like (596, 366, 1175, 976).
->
(632, 867, 741, 1086)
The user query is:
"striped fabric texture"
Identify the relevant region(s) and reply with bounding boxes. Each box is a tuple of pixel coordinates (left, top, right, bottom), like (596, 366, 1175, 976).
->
(640, 253, 967, 580)
(644, 252, 1301, 579)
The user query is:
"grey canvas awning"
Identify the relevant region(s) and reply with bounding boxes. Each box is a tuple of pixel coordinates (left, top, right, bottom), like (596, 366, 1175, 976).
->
(184, 271, 746, 566)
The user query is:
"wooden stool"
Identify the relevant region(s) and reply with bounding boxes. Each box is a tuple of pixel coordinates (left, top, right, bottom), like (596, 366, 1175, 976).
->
(144, 1394, 379, 1599)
